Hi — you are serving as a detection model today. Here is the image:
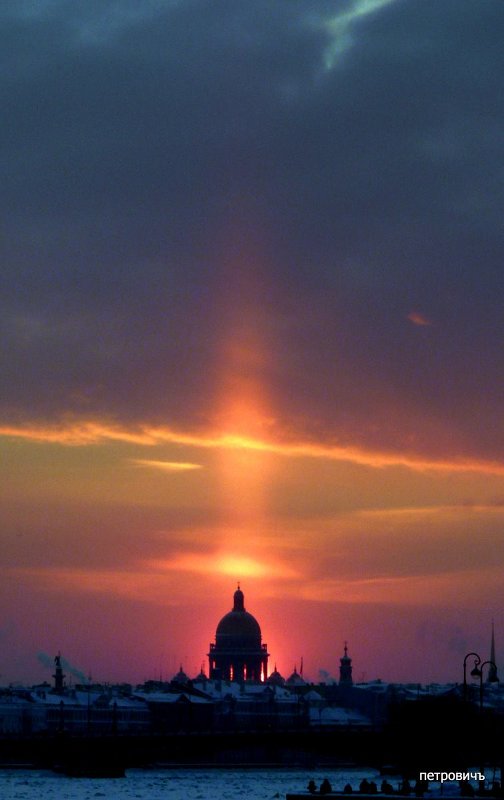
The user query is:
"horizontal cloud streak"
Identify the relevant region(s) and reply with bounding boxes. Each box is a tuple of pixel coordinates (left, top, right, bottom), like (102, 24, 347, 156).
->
(131, 459, 203, 472)
(2, 419, 504, 476)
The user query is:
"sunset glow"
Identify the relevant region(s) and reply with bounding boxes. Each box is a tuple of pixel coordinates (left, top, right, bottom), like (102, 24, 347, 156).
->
(2, 0, 503, 689)
(148, 552, 295, 580)
(3, 420, 504, 476)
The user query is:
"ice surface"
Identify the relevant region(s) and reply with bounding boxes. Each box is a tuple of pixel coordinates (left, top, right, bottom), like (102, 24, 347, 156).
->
(0, 767, 386, 800)
(0, 767, 494, 800)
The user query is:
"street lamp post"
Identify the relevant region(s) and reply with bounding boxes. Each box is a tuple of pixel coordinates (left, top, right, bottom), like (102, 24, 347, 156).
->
(463, 652, 482, 702)
(463, 652, 499, 778)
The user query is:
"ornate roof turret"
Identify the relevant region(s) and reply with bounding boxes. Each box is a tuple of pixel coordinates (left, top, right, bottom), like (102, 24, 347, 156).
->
(233, 583, 245, 612)
(172, 664, 189, 684)
(195, 662, 208, 682)
(286, 666, 306, 686)
(339, 641, 353, 686)
(266, 664, 285, 686)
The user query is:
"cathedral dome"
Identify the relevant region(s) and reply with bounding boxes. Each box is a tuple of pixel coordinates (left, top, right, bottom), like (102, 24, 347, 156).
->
(208, 585, 269, 682)
(266, 664, 285, 686)
(215, 586, 261, 649)
(172, 664, 189, 684)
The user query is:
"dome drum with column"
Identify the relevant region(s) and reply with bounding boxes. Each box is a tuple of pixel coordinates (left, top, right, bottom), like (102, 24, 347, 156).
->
(208, 586, 269, 682)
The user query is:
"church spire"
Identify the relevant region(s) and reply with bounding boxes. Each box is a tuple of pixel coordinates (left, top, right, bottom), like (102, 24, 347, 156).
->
(339, 641, 353, 686)
(487, 620, 499, 683)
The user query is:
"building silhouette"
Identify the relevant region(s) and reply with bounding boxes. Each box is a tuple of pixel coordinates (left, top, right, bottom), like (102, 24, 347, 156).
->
(339, 642, 353, 686)
(53, 653, 65, 694)
(208, 584, 269, 682)
(488, 620, 499, 684)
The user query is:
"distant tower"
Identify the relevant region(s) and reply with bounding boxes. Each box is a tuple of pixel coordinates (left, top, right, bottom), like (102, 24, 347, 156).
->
(53, 652, 66, 694)
(487, 621, 499, 683)
(339, 642, 353, 686)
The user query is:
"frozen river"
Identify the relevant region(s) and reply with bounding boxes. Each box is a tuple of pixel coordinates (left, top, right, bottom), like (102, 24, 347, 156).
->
(0, 766, 387, 800)
(0, 765, 488, 800)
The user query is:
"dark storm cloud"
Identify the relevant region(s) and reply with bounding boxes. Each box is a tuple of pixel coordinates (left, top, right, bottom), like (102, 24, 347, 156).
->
(2, 0, 504, 462)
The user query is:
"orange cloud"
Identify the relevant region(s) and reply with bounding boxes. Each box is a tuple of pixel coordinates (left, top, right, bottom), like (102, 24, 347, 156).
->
(6, 566, 175, 603)
(7, 550, 298, 603)
(407, 310, 433, 327)
(0, 421, 157, 446)
(131, 459, 203, 472)
(145, 547, 298, 579)
(147, 552, 297, 579)
(2, 418, 504, 476)
(298, 566, 504, 608)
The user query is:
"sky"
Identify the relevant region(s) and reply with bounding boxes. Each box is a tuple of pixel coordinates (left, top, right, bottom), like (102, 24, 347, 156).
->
(2, 0, 504, 687)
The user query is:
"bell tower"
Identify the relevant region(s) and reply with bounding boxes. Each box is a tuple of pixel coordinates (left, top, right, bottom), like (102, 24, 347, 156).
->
(339, 641, 353, 686)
